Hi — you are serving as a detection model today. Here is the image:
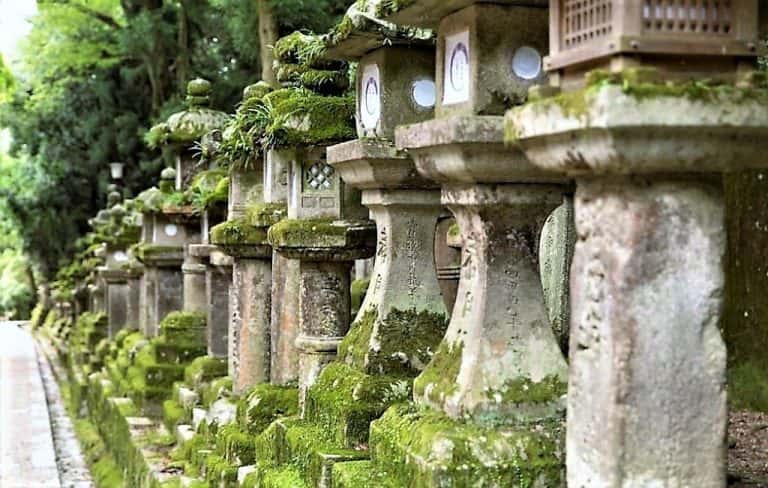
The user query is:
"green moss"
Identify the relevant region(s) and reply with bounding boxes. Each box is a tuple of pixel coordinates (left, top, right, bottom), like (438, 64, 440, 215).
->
(73, 419, 125, 488)
(263, 89, 355, 148)
(340, 308, 448, 377)
(216, 423, 256, 465)
(204, 453, 239, 487)
(413, 340, 462, 404)
(369, 403, 564, 487)
(236, 384, 298, 434)
(200, 376, 233, 408)
(134, 243, 183, 262)
(267, 218, 354, 249)
(159, 311, 206, 345)
(305, 362, 411, 447)
(163, 399, 188, 431)
(187, 169, 229, 210)
(350, 278, 370, 317)
(245, 203, 287, 228)
(509, 68, 768, 144)
(489, 375, 568, 405)
(260, 466, 309, 488)
(210, 218, 269, 246)
(185, 356, 228, 387)
(447, 222, 460, 239)
(273, 32, 328, 68)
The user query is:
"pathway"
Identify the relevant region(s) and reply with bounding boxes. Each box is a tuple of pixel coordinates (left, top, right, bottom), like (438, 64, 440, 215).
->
(0, 322, 91, 487)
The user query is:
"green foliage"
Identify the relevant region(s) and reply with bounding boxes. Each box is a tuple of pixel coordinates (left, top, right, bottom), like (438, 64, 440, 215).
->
(0, 56, 14, 104)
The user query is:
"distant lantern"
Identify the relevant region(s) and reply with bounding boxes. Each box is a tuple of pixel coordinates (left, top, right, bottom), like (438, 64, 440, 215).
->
(546, 0, 760, 87)
(109, 161, 125, 180)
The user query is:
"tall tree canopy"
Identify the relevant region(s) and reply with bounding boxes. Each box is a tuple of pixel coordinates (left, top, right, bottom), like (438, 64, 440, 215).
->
(0, 0, 348, 297)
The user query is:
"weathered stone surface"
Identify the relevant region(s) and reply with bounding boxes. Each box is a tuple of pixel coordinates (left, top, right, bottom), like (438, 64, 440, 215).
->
(414, 184, 568, 422)
(295, 260, 353, 409)
(229, 165, 264, 219)
(229, 259, 271, 393)
(354, 46, 435, 139)
(567, 178, 727, 488)
(507, 84, 768, 175)
(397, 116, 557, 184)
(338, 189, 448, 377)
(539, 195, 575, 354)
(270, 254, 300, 386)
(433, 5, 548, 117)
(182, 252, 207, 314)
(106, 281, 130, 338)
(383, 0, 548, 29)
(206, 257, 231, 360)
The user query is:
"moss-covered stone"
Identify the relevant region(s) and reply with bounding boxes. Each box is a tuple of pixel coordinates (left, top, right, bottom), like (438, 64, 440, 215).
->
(369, 403, 564, 488)
(332, 460, 390, 488)
(210, 218, 269, 246)
(204, 453, 239, 487)
(412, 340, 462, 405)
(339, 308, 448, 377)
(200, 376, 233, 408)
(159, 311, 206, 346)
(163, 399, 188, 431)
(184, 356, 228, 387)
(134, 244, 184, 263)
(245, 203, 287, 228)
(236, 384, 299, 435)
(305, 362, 411, 448)
(267, 218, 373, 251)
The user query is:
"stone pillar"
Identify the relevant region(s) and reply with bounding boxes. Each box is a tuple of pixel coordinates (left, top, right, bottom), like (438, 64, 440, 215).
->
(509, 74, 768, 486)
(229, 248, 272, 392)
(265, 148, 299, 386)
(182, 251, 207, 313)
(540, 194, 575, 354)
(125, 261, 143, 332)
(269, 145, 374, 409)
(328, 141, 449, 378)
(207, 249, 232, 359)
(212, 157, 286, 392)
(297, 260, 352, 396)
(101, 269, 130, 338)
(568, 178, 726, 487)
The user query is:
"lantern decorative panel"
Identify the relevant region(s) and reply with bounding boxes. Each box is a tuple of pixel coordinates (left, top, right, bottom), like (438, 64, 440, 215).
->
(547, 0, 760, 83)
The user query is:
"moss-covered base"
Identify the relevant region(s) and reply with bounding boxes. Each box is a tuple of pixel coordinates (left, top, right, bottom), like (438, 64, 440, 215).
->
(338, 308, 448, 377)
(369, 403, 565, 488)
(304, 362, 411, 448)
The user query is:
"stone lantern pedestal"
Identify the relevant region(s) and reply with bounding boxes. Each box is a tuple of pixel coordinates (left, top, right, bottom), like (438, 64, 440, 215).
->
(211, 154, 290, 393)
(124, 259, 144, 333)
(268, 145, 375, 409)
(366, 115, 569, 485)
(508, 80, 768, 487)
(99, 267, 130, 338)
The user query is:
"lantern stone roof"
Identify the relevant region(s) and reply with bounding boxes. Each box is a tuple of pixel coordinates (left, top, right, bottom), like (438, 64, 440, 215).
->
(324, 0, 434, 60)
(162, 78, 230, 145)
(380, 0, 547, 29)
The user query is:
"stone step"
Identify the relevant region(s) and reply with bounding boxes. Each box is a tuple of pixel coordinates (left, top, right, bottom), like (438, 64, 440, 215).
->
(176, 424, 196, 445)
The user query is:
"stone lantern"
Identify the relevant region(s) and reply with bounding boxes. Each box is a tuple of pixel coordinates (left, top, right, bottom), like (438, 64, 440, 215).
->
(367, 1, 569, 484)
(163, 78, 230, 190)
(134, 168, 187, 337)
(210, 83, 292, 393)
(546, 0, 760, 88)
(507, 3, 768, 486)
(96, 202, 141, 338)
(313, 2, 452, 453)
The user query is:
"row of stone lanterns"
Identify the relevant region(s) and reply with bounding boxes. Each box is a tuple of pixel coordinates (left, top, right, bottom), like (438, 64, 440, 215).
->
(77, 0, 768, 485)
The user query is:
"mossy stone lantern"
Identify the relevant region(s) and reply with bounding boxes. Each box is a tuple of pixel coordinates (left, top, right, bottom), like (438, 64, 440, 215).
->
(163, 78, 229, 190)
(546, 0, 760, 89)
(383, 0, 549, 117)
(325, 2, 437, 139)
(506, 3, 768, 486)
(134, 168, 186, 337)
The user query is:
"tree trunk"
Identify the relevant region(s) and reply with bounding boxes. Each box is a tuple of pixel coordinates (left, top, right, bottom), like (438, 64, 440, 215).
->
(258, 0, 279, 87)
(177, 0, 191, 92)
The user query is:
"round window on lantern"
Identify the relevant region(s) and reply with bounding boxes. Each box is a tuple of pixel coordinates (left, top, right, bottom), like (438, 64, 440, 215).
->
(411, 79, 436, 110)
(164, 224, 178, 237)
(511, 46, 542, 81)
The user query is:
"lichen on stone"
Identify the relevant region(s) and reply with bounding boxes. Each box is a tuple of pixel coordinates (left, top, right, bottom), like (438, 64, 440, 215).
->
(339, 308, 448, 377)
